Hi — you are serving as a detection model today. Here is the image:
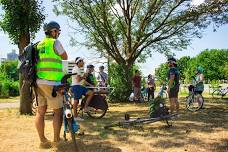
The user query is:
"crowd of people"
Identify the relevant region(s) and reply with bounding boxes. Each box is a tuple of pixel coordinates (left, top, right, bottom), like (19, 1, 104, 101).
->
(34, 21, 205, 149)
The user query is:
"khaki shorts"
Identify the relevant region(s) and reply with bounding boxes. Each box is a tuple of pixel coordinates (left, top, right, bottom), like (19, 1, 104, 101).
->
(36, 84, 63, 109)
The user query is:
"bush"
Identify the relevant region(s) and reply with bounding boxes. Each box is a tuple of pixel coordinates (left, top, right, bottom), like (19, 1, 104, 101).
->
(9, 81, 19, 96)
(0, 71, 19, 97)
(0, 80, 10, 97)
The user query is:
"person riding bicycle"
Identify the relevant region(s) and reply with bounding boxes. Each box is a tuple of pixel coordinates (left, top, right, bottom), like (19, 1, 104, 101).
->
(167, 57, 180, 114)
(71, 57, 94, 121)
(85, 64, 97, 90)
(194, 66, 205, 95)
(35, 21, 68, 148)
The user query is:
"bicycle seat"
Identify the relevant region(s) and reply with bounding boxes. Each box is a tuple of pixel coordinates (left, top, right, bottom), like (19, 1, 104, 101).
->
(52, 73, 77, 97)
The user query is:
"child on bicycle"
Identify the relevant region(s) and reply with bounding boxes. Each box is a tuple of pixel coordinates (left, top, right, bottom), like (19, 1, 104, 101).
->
(71, 57, 94, 121)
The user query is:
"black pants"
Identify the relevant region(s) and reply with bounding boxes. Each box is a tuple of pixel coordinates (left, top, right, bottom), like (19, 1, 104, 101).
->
(148, 87, 155, 100)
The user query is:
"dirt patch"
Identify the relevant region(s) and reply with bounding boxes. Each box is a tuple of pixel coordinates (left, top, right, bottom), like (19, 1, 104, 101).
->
(0, 98, 227, 152)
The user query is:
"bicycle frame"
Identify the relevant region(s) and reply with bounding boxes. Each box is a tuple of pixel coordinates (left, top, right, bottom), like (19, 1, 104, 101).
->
(62, 90, 79, 135)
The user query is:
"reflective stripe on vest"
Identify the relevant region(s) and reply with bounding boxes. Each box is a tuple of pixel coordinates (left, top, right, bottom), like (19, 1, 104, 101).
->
(36, 37, 63, 81)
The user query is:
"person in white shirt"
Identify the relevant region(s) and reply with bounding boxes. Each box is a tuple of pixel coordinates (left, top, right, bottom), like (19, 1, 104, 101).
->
(97, 65, 108, 87)
(71, 57, 94, 120)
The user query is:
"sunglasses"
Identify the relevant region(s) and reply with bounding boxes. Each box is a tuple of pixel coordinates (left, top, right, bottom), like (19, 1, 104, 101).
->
(51, 29, 61, 34)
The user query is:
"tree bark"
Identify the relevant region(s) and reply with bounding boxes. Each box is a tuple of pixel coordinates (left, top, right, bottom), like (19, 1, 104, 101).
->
(18, 32, 32, 115)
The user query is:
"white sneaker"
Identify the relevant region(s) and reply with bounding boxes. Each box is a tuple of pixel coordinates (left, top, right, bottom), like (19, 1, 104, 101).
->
(74, 117, 84, 121)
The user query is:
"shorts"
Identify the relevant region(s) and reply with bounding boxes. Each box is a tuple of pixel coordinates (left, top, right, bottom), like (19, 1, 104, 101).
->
(168, 86, 179, 98)
(36, 84, 63, 109)
(134, 87, 141, 99)
(71, 85, 88, 100)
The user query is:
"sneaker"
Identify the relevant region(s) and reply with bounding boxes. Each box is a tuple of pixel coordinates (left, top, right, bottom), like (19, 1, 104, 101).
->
(74, 117, 84, 121)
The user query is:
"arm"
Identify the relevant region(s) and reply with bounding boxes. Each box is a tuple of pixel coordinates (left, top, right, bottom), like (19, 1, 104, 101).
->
(60, 52, 68, 60)
(167, 73, 175, 92)
(54, 40, 68, 60)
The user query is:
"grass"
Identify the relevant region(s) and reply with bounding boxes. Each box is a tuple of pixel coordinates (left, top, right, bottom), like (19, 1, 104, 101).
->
(0, 96, 19, 103)
(0, 97, 227, 152)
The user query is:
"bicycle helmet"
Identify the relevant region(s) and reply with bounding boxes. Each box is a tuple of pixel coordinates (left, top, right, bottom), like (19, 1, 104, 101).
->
(196, 66, 204, 73)
(43, 21, 60, 32)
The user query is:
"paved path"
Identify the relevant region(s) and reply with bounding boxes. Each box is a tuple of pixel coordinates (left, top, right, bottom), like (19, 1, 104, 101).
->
(0, 102, 19, 109)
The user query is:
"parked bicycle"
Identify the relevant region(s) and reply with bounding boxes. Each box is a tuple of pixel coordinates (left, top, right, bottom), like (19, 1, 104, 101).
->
(52, 81, 78, 150)
(212, 86, 228, 98)
(186, 79, 204, 112)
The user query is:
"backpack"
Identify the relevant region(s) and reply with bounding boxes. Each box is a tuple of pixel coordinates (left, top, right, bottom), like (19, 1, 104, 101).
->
(18, 42, 40, 106)
(18, 42, 39, 85)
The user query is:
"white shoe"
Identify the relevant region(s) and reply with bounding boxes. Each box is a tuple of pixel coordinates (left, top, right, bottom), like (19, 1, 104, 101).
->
(74, 117, 84, 121)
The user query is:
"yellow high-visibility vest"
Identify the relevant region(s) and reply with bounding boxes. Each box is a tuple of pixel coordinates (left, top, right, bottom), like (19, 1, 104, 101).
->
(36, 37, 63, 81)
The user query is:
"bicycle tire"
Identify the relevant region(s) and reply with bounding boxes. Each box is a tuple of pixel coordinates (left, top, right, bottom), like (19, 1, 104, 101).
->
(87, 107, 107, 119)
(67, 118, 78, 150)
(212, 90, 223, 98)
(186, 94, 204, 112)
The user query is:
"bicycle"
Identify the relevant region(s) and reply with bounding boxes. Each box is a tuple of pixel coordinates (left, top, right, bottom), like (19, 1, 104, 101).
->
(186, 82, 204, 112)
(104, 83, 176, 129)
(212, 86, 228, 98)
(79, 86, 109, 119)
(32, 74, 109, 119)
(52, 82, 79, 150)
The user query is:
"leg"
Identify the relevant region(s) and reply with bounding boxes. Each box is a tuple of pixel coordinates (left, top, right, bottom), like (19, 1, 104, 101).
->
(84, 90, 94, 112)
(35, 105, 48, 143)
(174, 97, 179, 114)
(169, 98, 175, 114)
(152, 91, 154, 99)
(53, 108, 63, 142)
(73, 100, 79, 118)
(148, 88, 151, 101)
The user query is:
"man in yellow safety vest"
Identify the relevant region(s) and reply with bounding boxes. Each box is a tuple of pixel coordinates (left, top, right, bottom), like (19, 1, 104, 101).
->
(35, 21, 68, 148)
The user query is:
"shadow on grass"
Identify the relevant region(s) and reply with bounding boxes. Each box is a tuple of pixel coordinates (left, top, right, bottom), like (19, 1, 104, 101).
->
(56, 135, 121, 152)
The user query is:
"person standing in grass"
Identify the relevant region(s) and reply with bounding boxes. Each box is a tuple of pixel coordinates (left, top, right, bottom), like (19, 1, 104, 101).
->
(147, 74, 156, 101)
(132, 70, 141, 102)
(167, 57, 180, 114)
(35, 21, 68, 148)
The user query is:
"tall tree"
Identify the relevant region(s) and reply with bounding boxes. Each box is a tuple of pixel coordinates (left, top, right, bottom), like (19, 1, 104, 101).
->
(177, 56, 191, 83)
(54, 0, 228, 99)
(0, 0, 45, 114)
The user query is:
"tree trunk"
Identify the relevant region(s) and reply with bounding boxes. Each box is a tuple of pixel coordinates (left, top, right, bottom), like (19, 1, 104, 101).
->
(19, 32, 32, 115)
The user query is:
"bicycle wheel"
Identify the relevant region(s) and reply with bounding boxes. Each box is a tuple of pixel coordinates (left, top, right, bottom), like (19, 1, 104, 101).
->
(212, 90, 223, 98)
(87, 107, 107, 119)
(67, 118, 78, 150)
(186, 94, 204, 112)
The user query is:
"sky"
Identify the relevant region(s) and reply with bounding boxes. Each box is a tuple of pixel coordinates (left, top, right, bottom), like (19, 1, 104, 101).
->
(0, 0, 228, 76)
